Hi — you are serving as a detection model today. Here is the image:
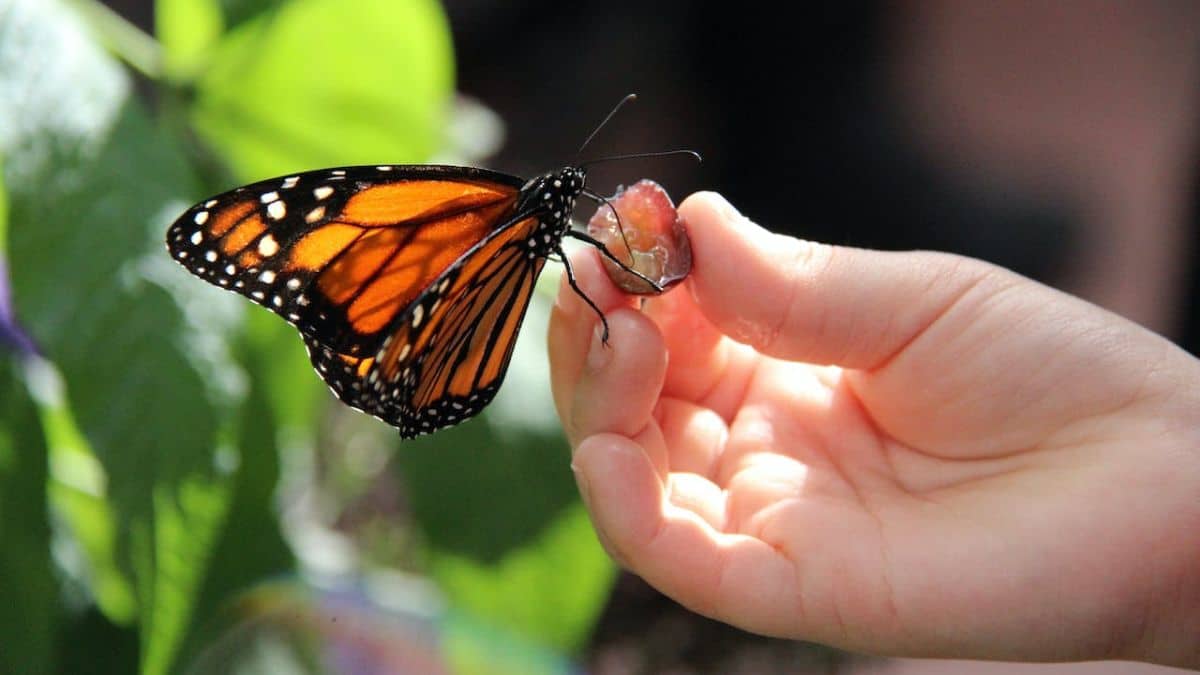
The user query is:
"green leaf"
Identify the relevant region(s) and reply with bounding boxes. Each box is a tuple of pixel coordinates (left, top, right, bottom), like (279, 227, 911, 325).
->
(156, 0, 224, 81)
(191, 0, 455, 180)
(217, 0, 286, 29)
(241, 306, 324, 438)
(38, 361, 138, 623)
(1, 2, 247, 672)
(435, 504, 616, 656)
(442, 611, 577, 675)
(0, 358, 57, 675)
(14, 101, 237, 674)
(0, 157, 7, 253)
(397, 420, 581, 564)
(56, 606, 139, 675)
(175, 320, 297, 671)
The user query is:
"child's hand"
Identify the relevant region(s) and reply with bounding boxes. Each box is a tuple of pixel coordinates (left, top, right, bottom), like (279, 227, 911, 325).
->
(548, 192, 1200, 668)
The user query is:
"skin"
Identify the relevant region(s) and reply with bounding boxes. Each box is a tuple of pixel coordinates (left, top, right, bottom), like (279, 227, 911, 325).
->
(547, 192, 1200, 668)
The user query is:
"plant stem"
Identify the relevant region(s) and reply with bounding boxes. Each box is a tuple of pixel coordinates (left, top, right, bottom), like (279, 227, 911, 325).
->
(65, 0, 162, 79)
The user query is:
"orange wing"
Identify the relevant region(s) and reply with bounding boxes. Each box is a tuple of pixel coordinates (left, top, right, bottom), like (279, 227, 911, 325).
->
(169, 163, 591, 438)
(304, 215, 546, 438)
(165, 165, 525, 356)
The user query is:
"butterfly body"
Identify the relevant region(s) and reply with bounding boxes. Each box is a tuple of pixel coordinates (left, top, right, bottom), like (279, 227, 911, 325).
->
(167, 163, 589, 438)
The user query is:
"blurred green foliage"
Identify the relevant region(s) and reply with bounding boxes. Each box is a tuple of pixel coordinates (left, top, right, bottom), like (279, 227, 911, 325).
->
(0, 0, 614, 672)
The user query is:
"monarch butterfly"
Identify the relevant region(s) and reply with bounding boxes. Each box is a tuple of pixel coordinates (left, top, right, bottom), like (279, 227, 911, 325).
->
(165, 161, 660, 438)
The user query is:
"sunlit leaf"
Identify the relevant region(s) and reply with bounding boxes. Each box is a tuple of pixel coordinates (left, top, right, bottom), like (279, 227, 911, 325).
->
(35, 359, 138, 623)
(156, 0, 224, 81)
(191, 0, 454, 180)
(435, 504, 615, 656)
(241, 307, 324, 439)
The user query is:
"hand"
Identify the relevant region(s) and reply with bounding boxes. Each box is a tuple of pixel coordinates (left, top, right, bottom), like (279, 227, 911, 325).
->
(547, 192, 1200, 668)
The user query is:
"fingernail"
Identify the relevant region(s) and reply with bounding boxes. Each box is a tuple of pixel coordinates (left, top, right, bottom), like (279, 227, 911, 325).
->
(571, 461, 592, 506)
(585, 322, 610, 371)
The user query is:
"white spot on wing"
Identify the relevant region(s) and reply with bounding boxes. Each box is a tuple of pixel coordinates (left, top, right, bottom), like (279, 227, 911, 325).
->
(313, 186, 334, 200)
(267, 200, 286, 220)
(260, 191, 279, 204)
(258, 235, 279, 257)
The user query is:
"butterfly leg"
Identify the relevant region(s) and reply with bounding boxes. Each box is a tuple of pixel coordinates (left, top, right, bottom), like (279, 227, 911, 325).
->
(558, 246, 611, 344)
(565, 230, 664, 293)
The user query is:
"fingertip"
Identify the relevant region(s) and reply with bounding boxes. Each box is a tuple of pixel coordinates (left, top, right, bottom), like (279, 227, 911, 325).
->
(679, 191, 776, 258)
(549, 247, 641, 435)
(678, 192, 803, 351)
(679, 191, 984, 370)
(570, 307, 667, 442)
(679, 190, 742, 226)
(573, 433, 665, 560)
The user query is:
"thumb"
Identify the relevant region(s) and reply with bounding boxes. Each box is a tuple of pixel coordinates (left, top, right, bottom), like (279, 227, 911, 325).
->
(678, 192, 997, 369)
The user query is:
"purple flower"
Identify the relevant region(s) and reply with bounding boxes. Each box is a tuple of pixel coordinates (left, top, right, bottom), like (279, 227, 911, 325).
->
(0, 256, 38, 356)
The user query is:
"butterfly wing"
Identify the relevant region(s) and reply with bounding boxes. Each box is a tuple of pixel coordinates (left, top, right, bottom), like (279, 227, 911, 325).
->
(165, 165, 525, 356)
(304, 213, 547, 438)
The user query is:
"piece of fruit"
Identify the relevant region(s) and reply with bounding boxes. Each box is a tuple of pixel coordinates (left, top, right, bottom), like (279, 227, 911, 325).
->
(586, 179, 692, 295)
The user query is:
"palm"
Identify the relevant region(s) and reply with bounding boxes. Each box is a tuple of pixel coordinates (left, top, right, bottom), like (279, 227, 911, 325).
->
(548, 193, 1200, 667)
(549, 243, 1197, 661)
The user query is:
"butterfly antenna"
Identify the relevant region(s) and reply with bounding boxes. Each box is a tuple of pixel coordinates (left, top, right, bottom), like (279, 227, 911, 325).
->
(579, 149, 702, 168)
(578, 93, 638, 156)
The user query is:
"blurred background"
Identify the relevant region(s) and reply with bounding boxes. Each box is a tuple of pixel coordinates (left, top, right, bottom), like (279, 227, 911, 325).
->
(0, 0, 1197, 673)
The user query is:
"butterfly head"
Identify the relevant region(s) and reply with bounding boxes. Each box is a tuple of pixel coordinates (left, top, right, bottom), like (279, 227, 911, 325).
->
(520, 166, 586, 235)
